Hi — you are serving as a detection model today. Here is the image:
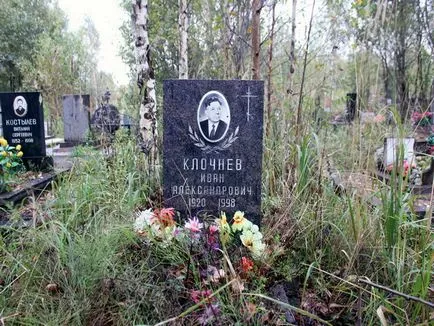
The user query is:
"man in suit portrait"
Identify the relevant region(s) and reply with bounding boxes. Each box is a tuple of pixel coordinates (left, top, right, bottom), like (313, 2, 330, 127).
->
(14, 97, 27, 117)
(199, 96, 228, 142)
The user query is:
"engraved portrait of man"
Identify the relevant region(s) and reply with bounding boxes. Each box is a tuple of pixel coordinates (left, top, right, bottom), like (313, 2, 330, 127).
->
(13, 96, 28, 117)
(197, 91, 230, 143)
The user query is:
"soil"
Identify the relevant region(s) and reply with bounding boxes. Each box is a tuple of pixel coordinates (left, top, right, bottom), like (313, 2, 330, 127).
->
(3, 171, 46, 193)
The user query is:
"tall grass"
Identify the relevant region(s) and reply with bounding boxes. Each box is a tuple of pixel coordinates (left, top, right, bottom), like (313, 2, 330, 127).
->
(262, 105, 432, 324)
(0, 108, 432, 324)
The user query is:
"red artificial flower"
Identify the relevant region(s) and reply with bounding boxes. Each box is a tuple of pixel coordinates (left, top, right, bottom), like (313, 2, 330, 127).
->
(241, 256, 254, 272)
(154, 208, 176, 228)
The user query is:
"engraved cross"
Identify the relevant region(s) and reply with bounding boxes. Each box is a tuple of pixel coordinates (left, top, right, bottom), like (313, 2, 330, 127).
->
(241, 86, 257, 122)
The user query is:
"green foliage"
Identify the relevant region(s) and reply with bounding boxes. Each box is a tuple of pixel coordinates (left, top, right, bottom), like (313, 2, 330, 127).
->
(0, 0, 63, 90)
(0, 0, 116, 135)
(0, 138, 24, 192)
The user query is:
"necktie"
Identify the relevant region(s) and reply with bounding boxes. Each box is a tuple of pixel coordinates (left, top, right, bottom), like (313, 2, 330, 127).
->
(210, 124, 216, 138)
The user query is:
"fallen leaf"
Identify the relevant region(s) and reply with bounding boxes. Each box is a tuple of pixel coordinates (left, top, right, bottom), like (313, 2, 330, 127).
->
(45, 283, 59, 293)
(245, 302, 257, 321)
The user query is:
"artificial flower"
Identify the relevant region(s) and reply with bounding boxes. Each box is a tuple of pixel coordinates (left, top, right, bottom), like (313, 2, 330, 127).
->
(134, 208, 155, 232)
(154, 207, 176, 228)
(0, 138, 7, 147)
(207, 227, 220, 250)
(208, 225, 219, 235)
(215, 212, 229, 230)
(1, 151, 6, 157)
(241, 256, 254, 272)
(16, 144, 21, 151)
(205, 265, 226, 283)
(215, 212, 231, 244)
(191, 289, 213, 304)
(185, 216, 203, 232)
(17, 151, 23, 158)
(240, 229, 265, 258)
(197, 304, 220, 325)
(232, 211, 252, 232)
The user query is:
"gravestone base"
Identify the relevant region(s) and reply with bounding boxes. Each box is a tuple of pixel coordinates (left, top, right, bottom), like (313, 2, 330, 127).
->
(60, 140, 86, 148)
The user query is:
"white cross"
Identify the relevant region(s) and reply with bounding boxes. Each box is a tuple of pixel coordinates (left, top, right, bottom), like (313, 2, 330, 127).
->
(241, 86, 257, 122)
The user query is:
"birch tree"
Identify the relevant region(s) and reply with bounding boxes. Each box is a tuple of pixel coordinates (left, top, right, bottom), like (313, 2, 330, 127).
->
(178, 0, 188, 79)
(132, 0, 158, 157)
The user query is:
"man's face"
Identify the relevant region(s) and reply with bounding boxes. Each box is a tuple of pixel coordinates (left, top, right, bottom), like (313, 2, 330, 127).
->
(17, 100, 23, 108)
(206, 100, 222, 123)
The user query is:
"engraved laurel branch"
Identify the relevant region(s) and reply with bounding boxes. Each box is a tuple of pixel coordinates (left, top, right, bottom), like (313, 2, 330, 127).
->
(188, 125, 239, 154)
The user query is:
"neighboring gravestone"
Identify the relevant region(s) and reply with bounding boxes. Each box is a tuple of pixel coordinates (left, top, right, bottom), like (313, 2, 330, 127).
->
(91, 91, 120, 138)
(345, 93, 357, 122)
(63, 94, 90, 144)
(384, 137, 415, 167)
(0, 92, 46, 159)
(163, 80, 264, 225)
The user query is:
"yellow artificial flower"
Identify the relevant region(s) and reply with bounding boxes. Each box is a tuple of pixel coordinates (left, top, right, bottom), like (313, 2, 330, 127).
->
(1, 151, 7, 157)
(216, 212, 229, 228)
(240, 229, 265, 258)
(0, 138, 7, 147)
(16, 145, 22, 150)
(216, 212, 232, 244)
(17, 151, 23, 158)
(6, 162, 11, 168)
(232, 211, 252, 232)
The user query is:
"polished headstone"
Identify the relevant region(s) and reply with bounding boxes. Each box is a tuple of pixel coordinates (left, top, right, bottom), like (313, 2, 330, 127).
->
(0, 92, 46, 158)
(163, 80, 264, 225)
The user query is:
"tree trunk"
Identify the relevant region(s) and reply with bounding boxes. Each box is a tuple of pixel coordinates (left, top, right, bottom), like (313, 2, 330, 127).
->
(132, 0, 158, 157)
(287, 0, 297, 94)
(178, 0, 188, 79)
(251, 0, 262, 79)
(295, 0, 315, 138)
(431, 79, 434, 125)
(395, 0, 409, 121)
(266, 1, 276, 137)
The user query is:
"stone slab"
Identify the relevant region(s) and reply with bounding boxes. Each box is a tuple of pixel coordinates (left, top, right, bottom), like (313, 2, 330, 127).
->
(0, 92, 46, 158)
(163, 80, 264, 225)
(63, 94, 90, 143)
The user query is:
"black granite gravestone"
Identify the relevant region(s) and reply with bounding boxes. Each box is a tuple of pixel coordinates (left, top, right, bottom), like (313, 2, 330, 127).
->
(163, 80, 264, 225)
(0, 92, 46, 158)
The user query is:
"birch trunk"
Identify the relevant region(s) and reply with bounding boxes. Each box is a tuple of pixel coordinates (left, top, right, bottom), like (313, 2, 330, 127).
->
(251, 0, 262, 80)
(132, 0, 158, 157)
(178, 0, 188, 79)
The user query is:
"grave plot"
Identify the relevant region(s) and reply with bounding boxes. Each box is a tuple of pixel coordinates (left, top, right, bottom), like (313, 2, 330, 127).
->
(328, 136, 434, 219)
(0, 92, 74, 222)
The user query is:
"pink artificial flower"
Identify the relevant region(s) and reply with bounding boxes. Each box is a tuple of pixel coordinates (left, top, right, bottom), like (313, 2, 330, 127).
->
(185, 217, 203, 232)
(191, 289, 213, 304)
(208, 225, 219, 235)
